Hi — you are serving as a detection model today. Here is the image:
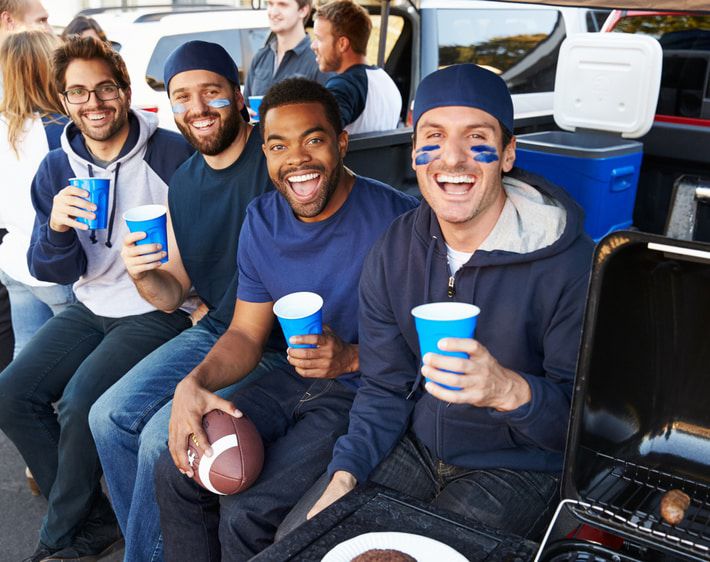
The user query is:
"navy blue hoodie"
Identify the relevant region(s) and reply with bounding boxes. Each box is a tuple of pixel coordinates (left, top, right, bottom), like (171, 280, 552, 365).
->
(329, 168, 594, 484)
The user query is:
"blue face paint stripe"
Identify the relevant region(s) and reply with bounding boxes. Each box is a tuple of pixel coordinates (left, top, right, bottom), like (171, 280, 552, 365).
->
(207, 98, 231, 109)
(415, 153, 435, 165)
(171, 98, 232, 114)
(470, 144, 499, 163)
(415, 144, 441, 153)
(473, 153, 499, 163)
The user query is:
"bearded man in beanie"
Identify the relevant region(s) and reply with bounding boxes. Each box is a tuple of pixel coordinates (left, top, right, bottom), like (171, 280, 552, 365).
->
(89, 40, 274, 561)
(307, 64, 595, 538)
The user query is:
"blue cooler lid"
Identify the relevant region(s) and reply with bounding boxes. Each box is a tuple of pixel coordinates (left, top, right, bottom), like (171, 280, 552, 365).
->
(553, 33, 662, 138)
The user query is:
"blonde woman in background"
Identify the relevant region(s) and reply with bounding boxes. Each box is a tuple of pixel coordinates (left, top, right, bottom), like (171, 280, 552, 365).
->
(0, 30, 74, 361)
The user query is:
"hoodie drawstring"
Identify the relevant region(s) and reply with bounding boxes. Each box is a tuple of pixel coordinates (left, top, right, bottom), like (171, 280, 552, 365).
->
(105, 162, 120, 248)
(407, 235, 439, 400)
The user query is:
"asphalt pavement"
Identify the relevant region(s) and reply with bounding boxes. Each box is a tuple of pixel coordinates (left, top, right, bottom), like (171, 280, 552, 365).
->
(0, 430, 122, 562)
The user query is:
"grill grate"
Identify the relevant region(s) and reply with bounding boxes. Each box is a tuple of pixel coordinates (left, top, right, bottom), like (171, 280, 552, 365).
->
(574, 451, 710, 559)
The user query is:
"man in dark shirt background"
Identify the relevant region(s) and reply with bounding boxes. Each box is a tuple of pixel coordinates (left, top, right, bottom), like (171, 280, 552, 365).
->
(243, 0, 329, 118)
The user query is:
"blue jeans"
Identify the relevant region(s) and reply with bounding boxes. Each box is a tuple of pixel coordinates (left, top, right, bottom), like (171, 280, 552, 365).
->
(89, 323, 275, 562)
(0, 302, 191, 549)
(155, 358, 355, 561)
(370, 433, 559, 539)
(0, 269, 75, 357)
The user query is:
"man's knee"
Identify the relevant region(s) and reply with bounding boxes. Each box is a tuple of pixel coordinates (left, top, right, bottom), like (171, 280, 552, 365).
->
(0, 366, 32, 427)
(56, 390, 95, 431)
(88, 393, 114, 444)
(137, 410, 169, 464)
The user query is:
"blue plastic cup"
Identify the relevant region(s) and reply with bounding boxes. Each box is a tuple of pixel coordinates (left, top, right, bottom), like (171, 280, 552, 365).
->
(411, 302, 480, 390)
(273, 292, 323, 349)
(248, 96, 263, 123)
(69, 177, 110, 230)
(123, 204, 169, 264)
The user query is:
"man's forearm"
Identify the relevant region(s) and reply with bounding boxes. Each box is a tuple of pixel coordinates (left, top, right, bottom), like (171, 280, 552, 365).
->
(188, 328, 264, 392)
(132, 269, 186, 312)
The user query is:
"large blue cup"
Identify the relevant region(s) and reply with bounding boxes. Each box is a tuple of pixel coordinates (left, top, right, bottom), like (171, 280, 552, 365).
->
(273, 292, 323, 349)
(70, 178, 110, 230)
(411, 302, 480, 390)
(123, 204, 169, 264)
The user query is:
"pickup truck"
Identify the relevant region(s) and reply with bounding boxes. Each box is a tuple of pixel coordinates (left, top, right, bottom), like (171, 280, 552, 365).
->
(345, 1, 710, 243)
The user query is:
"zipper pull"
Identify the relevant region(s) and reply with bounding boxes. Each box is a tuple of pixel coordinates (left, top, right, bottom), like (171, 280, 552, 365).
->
(447, 276, 455, 298)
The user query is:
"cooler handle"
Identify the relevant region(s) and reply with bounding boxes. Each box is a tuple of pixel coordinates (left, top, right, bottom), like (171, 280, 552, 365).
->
(610, 165, 635, 192)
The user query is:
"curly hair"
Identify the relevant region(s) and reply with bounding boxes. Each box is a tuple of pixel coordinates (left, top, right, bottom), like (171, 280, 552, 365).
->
(259, 77, 342, 136)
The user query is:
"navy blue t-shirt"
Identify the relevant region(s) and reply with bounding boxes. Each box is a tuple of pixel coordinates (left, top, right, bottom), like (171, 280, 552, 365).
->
(237, 175, 418, 387)
(169, 128, 273, 333)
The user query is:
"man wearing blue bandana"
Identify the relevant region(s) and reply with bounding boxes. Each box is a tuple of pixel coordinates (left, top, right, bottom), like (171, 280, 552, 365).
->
(308, 64, 595, 538)
(89, 40, 274, 562)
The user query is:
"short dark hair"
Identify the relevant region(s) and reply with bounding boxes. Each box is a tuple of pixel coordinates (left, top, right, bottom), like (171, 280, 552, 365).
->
(259, 77, 343, 136)
(53, 35, 130, 93)
(315, 0, 371, 56)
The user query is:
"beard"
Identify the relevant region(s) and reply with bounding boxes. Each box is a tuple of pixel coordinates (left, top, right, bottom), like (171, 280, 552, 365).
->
(277, 163, 341, 219)
(74, 103, 129, 143)
(176, 104, 241, 156)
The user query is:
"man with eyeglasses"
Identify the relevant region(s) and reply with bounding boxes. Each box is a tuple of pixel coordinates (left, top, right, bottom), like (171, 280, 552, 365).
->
(0, 37, 194, 562)
(88, 40, 276, 562)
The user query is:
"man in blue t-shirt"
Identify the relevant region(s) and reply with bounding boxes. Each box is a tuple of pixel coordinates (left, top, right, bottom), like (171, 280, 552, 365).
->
(153, 77, 418, 560)
(88, 41, 273, 562)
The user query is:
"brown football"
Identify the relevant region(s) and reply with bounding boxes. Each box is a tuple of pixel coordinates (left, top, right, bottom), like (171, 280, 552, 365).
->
(187, 409, 264, 495)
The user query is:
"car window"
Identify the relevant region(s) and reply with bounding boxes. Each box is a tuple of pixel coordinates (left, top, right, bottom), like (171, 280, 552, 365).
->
(436, 9, 566, 94)
(146, 28, 269, 91)
(366, 14, 405, 66)
(611, 14, 710, 43)
(611, 15, 710, 119)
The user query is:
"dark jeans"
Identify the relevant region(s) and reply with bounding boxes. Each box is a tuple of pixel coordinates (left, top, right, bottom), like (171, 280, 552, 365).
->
(278, 433, 559, 542)
(371, 433, 559, 539)
(155, 356, 355, 562)
(0, 301, 190, 549)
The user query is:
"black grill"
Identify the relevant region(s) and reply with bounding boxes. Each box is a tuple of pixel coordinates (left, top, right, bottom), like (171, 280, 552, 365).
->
(572, 450, 710, 559)
(540, 233, 710, 562)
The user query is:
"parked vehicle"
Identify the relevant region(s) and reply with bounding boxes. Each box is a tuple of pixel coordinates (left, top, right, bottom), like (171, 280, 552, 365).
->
(600, 10, 710, 237)
(359, 0, 608, 122)
(346, 3, 710, 243)
(89, 6, 270, 130)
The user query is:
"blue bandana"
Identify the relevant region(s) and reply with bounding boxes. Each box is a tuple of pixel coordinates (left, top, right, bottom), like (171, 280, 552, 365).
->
(412, 64, 514, 134)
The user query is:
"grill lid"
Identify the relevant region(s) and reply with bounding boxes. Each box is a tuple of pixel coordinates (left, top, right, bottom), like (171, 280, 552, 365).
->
(561, 231, 710, 560)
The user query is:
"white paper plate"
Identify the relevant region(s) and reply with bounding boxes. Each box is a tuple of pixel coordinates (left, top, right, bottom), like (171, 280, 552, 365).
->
(320, 531, 468, 562)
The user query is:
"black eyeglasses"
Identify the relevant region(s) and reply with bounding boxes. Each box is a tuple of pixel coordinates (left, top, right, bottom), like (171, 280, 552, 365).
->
(62, 83, 122, 105)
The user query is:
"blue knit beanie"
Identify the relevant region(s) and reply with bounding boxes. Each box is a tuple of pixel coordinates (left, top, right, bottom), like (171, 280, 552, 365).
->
(163, 40, 249, 122)
(412, 64, 514, 134)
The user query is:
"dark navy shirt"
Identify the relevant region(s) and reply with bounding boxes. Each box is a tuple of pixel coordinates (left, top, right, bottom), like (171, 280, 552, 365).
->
(169, 128, 273, 334)
(243, 34, 332, 99)
(237, 175, 419, 388)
